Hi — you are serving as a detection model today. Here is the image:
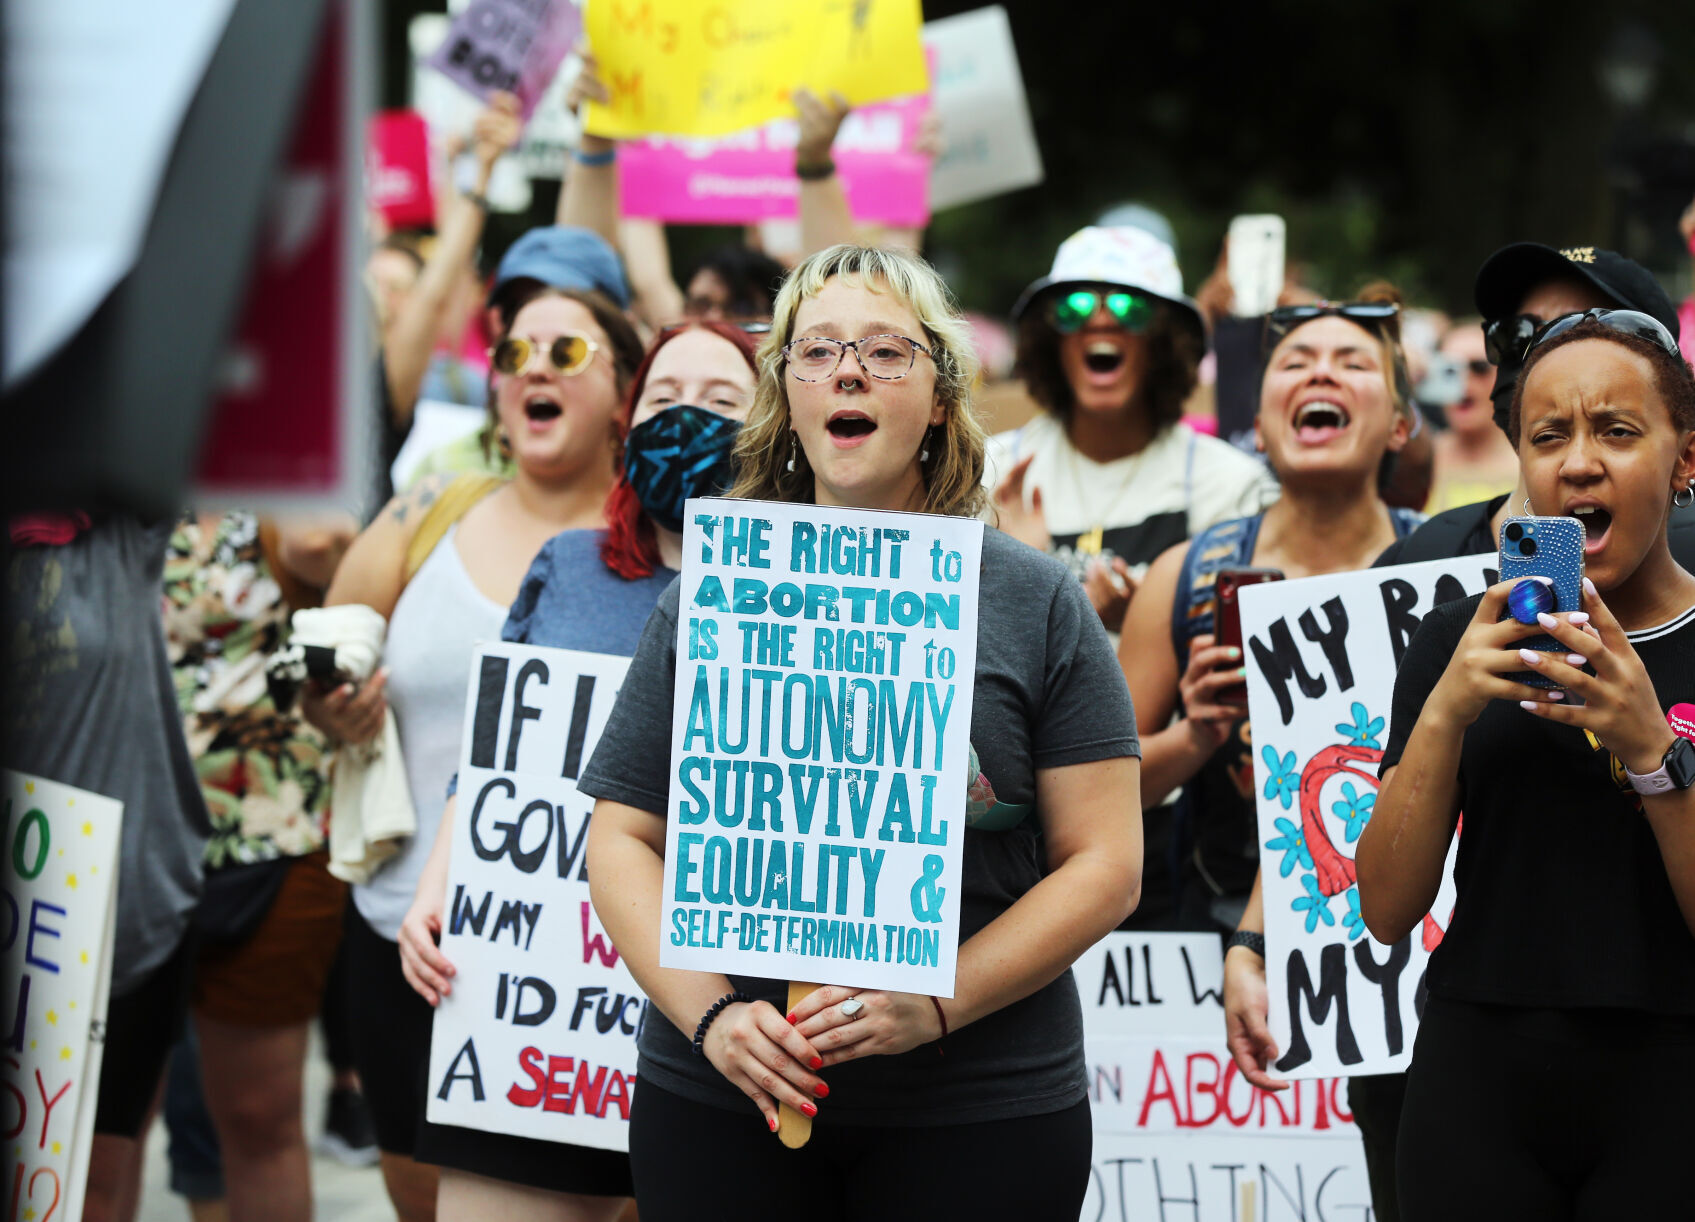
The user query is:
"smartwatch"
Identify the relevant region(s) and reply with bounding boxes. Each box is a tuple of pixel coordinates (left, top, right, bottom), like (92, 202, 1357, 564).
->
(1625, 736, 1695, 796)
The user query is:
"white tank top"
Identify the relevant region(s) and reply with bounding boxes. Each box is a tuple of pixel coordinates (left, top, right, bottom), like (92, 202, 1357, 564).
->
(353, 525, 507, 939)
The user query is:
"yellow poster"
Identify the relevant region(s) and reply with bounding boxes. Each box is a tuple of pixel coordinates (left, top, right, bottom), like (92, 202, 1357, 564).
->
(583, 0, 929, 139)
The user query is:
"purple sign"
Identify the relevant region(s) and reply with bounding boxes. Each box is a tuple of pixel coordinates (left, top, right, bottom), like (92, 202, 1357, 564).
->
(426, 0, 581, 119)
(618, 94, 931, 228)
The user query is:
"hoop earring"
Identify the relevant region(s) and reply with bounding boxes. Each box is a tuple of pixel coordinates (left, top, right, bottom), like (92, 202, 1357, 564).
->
(785, 430, 797, 474)
(1676, 482, 1695, 510)
(1523, 497, 1533, 516)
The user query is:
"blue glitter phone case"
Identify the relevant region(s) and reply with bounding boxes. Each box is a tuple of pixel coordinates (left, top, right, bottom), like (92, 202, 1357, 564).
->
(1498, 515, 1585, 690)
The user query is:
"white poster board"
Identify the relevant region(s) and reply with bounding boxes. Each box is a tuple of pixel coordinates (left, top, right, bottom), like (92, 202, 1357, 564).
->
(1078, 932, 1371, 1220)
(1, 771, 123, 1222)
(427, 644, 642, 1151)
(660, 498, 983, 996)
(1241, 555, 1495, 1079)
(923, 6, 1044, 210)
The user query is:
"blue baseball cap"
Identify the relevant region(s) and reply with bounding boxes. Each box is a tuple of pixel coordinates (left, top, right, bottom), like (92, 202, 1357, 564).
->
(491, 226, 630, 313)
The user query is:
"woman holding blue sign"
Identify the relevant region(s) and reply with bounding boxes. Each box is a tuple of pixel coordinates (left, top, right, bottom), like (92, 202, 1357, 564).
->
(581, 245, 1143, 1220)
(1359, 311, 1695, 1219)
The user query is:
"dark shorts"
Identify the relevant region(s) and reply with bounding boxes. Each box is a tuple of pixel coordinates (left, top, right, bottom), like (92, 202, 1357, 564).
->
(95, 933, 196, 1137)
(195, 851, 346, 1026)
(343, 903, 633, 1195)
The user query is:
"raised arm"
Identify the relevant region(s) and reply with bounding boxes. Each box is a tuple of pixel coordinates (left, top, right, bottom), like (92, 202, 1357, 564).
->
(385, 94, 520, 424)
(793, 89, 856, 257)
(557, 54, 619, 246)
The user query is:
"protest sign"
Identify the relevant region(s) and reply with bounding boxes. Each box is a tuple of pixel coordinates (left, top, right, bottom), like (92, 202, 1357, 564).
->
(1078, 931, 1370, 1221)
(427, 644, 642, 1150)
(368, 109, 435, 231)
(2, 771, 122, 1222)
(1241, 555, 1496, 1079)
(582, 0, 928, 140)
(618, 93, 931, 227)
(426, 0, 582, 120)
(923, 6, 1043, 211)
(660, 498, 982, 996)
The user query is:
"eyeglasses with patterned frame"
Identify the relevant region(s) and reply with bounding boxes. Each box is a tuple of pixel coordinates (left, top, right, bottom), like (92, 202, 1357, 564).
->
(782, 334, 936, 382)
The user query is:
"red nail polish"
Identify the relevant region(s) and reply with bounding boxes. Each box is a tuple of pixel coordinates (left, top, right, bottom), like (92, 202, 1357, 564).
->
(767, 1114, 778, 1132)
(814, 1081, 830, 1098)
(786, 1012, 797, 1025)
(809, 1055, 823, 1069)
(800, 1101, 818, 1118)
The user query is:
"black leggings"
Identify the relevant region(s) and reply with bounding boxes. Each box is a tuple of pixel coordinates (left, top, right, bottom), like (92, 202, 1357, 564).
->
(1399, 997, 1695, 1221)
(630, 1080, 1093, 1222)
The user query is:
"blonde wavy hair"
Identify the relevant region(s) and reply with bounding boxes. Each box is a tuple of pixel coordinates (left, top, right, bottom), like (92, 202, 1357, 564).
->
(727, 245, 988, 517)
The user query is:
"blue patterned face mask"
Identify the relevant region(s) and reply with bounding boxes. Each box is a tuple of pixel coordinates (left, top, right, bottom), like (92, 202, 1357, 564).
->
(623, 405, 742, 533)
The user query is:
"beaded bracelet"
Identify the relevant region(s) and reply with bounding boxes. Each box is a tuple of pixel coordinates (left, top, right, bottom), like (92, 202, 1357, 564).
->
(692, 991, 751, 1057)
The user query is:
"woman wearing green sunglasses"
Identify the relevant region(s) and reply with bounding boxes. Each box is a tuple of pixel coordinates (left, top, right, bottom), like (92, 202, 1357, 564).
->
(991, 226, 1277, 637)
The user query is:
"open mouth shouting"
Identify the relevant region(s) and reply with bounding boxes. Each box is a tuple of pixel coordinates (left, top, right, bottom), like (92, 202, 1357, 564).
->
(1565, 501, 1613, 555)
(1080, 338, 1129, 385)
(826, 409, 877, 447)
(522, 393, 564, 430)
(1292, 398, 1351, 445)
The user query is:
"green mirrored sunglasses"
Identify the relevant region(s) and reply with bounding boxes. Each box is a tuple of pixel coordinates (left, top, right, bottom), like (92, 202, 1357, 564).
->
(1049, 289, 1155, 334)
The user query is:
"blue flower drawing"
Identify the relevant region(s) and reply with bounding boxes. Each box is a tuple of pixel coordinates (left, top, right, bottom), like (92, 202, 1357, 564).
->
(1262, 745, 1299, 810)
(1291, 873, 1335, 933)
(1265, 817, 1313, 878)
(1331, 781, 1376, 844)
(1342, 887, 1367, 941)
(1335, 701, 1386, 749)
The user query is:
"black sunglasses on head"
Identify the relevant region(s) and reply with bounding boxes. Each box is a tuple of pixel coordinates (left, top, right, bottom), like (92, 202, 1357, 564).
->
(1263, 302, 1400, 352)
(1522, 308, 1680, 363)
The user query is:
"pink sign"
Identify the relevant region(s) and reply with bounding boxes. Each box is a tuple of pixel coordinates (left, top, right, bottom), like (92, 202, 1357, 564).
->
(368, 109, 434, 231)
(619, 94, 932, 228)
(427, 0, 581, 119)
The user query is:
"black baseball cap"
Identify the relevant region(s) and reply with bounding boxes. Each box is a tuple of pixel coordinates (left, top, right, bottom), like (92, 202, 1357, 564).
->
(1474, 242, 1678, 337)
(1474, 243, 1680, 433)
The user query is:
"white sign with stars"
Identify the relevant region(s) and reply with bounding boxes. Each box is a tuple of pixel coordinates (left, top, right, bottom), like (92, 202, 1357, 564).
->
(2, 770, 122, 1222)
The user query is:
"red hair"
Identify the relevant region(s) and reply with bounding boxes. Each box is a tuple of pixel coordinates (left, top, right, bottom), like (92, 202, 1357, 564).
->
(602, 321, 761, 579)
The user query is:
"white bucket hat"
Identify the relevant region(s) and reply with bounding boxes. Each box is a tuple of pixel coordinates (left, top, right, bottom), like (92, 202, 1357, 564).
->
(1012, 225, 1205, 340)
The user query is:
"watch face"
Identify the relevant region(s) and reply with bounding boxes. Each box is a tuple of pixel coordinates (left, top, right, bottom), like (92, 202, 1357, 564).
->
(1668, 737, 1695, 790)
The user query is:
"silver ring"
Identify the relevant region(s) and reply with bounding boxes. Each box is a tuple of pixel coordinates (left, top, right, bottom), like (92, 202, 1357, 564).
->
(840, 997, 865, 1020)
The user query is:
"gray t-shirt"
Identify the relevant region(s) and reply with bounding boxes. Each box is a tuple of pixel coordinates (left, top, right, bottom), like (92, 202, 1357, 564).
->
(579, 526, 1139, 1125)
(4, 517, 211, 996)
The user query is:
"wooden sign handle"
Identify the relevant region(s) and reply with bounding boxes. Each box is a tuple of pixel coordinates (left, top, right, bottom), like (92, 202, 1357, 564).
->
(775, 980, 820, 1148)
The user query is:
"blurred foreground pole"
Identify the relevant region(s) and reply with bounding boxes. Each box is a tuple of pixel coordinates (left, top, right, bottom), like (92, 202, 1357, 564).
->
(2, 0, 371, 518)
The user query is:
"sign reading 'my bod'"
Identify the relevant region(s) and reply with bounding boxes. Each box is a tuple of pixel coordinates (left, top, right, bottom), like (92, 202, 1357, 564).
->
(1241, 555, 1495, 1079)
(3, 771, 123, 1222)
(428, 644, 642, 1151)
(661, 498, 982, 996)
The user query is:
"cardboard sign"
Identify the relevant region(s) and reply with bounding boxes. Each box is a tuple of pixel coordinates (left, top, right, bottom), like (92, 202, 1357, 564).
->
(1241, 555, 1496, 1079)
(660, 499, 982, 996)
(922, 6, 1043, 211)
(582, 0, 928, 140)
(368, 109, 435, 231)
(2, 771, 123, 1222)
(618, 94, 931, 227)
(1077, 932, 1370, 1221)
(427, 644, 643, 1150)
(426, 0, 582, 120)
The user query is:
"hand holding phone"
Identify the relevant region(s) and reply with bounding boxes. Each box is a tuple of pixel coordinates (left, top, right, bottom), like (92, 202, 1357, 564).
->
(1498, 514, 1586, 690)
(1212, 566, 1285, 708)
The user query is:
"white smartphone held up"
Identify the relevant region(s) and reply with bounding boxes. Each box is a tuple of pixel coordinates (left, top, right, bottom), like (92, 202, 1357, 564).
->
(1227, 214, 1286, 318)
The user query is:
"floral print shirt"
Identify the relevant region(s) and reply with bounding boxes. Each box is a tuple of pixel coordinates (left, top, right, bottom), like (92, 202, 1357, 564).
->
(163, 512, 330, 865)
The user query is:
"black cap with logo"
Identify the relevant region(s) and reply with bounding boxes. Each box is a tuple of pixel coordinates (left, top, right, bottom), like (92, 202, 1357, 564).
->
(1473, 242, 1681, 432)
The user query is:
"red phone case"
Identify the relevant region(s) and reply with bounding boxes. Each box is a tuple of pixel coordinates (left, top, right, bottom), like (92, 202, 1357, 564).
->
(1213, 566, 1284, 707)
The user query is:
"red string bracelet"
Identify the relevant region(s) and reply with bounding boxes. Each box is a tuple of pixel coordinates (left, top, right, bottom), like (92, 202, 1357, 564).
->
(929, 996, 948, 1056)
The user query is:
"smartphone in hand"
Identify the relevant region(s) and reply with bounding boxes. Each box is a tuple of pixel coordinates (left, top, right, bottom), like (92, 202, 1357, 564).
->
(1212, 566, 1285, 708)
(1498, 514, 1586, 691)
